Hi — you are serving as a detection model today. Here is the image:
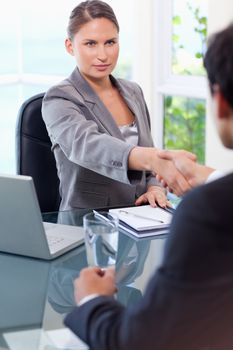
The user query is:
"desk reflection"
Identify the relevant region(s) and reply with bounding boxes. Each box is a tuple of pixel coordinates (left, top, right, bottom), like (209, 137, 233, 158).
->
(0, 209, 164, 350)
(0, 245, 86, 349)
(48, 233, 150, 313)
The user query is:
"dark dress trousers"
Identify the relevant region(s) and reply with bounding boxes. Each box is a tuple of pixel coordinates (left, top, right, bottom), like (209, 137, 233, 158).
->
(65, 173, 233, 350)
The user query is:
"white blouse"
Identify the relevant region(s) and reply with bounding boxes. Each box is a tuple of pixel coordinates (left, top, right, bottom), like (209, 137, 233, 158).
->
(119, 120, 139, 146)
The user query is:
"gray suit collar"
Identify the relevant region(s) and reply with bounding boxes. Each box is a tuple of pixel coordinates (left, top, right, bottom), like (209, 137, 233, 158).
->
(68, 67, 136, 103)
(68, 68, 141, 141)
(68, 68, 100, 104)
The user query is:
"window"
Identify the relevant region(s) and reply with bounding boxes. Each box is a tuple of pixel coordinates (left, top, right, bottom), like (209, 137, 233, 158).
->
(153, 0, 208, 163)
(164, 96, 206, 163)
(172, 0, 207, 76)
(0, 0, 133, 174)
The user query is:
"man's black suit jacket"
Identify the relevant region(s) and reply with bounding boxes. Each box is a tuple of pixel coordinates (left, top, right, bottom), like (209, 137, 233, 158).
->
(65, 173, 233, 350)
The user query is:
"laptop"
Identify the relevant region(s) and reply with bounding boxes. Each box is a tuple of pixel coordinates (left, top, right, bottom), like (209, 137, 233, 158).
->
(0, 174, 84, 260)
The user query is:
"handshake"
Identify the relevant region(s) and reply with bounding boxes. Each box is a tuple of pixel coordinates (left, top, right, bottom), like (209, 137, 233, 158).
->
(155, 149, 215, 196)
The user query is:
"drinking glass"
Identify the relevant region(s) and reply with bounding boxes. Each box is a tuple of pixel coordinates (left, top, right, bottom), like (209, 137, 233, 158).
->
(83, 211, 119, 268)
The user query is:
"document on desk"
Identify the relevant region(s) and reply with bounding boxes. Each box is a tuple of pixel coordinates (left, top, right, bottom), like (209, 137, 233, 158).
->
(109, 205, 173, 238)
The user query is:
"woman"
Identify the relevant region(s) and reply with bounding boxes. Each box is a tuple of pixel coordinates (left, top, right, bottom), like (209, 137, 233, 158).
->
(42, 0, 192, 211)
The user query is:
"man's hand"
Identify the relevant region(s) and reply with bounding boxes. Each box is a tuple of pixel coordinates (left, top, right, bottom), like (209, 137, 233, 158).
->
(151, 155, 192, 196)
(157, 150, 214, 187)
(128, 147, 197, 196)
(135, 186, 172, 208)
(74, 267, 117, 305)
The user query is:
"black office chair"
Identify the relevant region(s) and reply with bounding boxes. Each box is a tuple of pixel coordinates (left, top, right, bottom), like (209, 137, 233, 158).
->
(16, 93, 61, 213)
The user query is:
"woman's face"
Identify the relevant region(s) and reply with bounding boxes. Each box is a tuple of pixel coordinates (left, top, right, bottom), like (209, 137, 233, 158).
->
(65, 17, 119, 81)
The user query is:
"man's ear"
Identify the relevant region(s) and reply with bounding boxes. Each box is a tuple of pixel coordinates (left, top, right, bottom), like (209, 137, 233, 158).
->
(215, 90, 231, 120)
(65, 38, 74, 56)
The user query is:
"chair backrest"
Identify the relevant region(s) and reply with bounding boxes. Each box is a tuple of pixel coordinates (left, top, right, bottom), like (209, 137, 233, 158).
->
(16, 93, 61, 213)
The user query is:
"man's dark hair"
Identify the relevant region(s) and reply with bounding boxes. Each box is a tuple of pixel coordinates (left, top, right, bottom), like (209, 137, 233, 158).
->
(204, 23, 233, 108)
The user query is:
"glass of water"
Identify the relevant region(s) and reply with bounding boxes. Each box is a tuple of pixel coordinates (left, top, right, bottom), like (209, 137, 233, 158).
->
(83, 211, 119, 268)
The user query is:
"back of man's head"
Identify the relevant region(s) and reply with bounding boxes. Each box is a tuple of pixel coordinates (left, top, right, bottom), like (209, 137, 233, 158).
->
(204, 23, 233, 109)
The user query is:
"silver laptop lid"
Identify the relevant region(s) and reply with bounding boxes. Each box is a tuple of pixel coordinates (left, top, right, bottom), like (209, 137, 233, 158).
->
(0, 174, 51, 259)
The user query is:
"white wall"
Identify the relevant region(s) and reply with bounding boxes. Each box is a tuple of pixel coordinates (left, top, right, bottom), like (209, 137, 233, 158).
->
(206, 0, 233, 171)
(132, 0, 153, 114)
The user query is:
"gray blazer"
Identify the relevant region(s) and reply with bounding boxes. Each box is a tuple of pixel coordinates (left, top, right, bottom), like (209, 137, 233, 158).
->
(42, 68, 157, 210)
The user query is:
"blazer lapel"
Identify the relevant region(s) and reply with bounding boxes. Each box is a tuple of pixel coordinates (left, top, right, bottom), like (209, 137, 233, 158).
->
(68, 68, 147, 146)
(114, 78, 146, 146)
(68, 68, 124, 140)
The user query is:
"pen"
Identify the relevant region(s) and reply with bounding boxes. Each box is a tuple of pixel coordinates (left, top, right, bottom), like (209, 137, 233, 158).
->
(118, 210, 164, 224)
(93, 210, 109, 223)
(93, 210, 116, 228)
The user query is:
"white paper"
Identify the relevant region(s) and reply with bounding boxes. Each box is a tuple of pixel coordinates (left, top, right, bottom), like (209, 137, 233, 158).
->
(110, 205, 172, 231)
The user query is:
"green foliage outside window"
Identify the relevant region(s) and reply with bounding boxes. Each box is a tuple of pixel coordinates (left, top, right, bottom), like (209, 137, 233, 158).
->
(164, 1, 207, 163)
(164, 96, 206, 163)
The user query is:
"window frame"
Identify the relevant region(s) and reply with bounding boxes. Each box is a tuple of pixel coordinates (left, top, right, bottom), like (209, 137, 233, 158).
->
(152, 0, 208, 149)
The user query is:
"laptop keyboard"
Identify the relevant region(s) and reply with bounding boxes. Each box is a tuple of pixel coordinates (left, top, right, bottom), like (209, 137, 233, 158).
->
(47, 235, 65, 246)
(43, 222, 84, 255)
(46, 234, 76, 254)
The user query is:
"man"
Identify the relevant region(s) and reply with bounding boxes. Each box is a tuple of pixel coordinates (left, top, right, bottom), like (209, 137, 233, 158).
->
(65, 24, 233, 350)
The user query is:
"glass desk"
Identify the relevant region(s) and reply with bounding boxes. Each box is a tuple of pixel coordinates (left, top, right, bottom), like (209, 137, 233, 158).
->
(0, 208, 167, 350)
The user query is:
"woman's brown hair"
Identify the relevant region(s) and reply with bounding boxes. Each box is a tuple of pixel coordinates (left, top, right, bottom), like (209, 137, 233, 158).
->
(67, 0, 120, 40)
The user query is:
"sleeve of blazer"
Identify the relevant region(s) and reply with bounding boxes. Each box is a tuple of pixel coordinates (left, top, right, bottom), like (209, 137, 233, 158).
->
(42, 84, 137, 185)
(64, 179, 233, 350)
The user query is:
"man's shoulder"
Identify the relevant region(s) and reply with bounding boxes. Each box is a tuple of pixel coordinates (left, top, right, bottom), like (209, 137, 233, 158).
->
(169, 171, 233, 238)
(163, 172, 233, 282)
(180, 171, 233, 207)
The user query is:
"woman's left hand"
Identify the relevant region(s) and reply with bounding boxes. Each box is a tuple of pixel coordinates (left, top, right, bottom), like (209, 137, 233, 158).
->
(135, 186, 171, 208)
